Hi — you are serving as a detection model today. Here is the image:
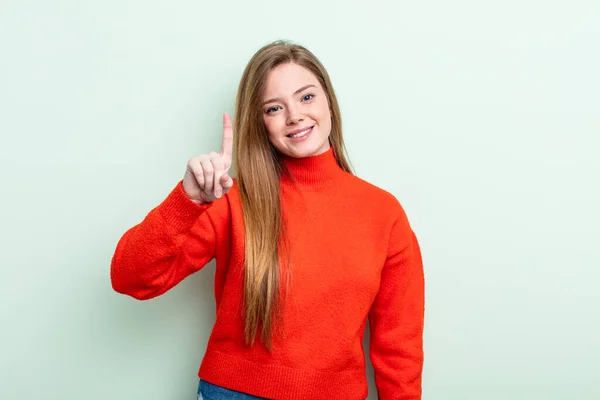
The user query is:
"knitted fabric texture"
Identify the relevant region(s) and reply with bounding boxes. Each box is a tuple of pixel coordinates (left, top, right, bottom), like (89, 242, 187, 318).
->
(111, 147, 424, 400)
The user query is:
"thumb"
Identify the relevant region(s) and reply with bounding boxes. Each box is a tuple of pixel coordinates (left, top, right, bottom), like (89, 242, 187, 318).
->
(220, 173, 234, 190)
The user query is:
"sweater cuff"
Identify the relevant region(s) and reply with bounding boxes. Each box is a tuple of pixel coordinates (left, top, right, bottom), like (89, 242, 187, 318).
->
(157, 180, 213, 232)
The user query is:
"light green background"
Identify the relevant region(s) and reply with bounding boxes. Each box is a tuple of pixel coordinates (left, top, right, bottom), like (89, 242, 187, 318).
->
(1, 1, 599, 399)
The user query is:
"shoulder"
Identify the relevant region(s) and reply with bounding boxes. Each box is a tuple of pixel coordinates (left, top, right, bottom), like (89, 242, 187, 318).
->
(343, 173, 412, 228)
(345, 173, 405, 209)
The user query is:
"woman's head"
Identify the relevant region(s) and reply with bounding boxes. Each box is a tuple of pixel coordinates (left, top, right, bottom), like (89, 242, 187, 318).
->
(232, 40, 353, 350)
(233, 40, 344, 160)
(262, 62, 331, 158)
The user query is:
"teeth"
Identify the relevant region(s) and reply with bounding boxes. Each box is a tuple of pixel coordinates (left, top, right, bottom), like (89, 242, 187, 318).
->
(289, 127, 311, 138)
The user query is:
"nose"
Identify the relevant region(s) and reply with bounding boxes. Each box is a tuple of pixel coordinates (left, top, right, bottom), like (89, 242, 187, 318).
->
(286, 105, 304, 125)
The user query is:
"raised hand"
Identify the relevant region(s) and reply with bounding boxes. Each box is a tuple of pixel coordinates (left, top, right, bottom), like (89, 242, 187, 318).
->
(182, 113, 234, 204)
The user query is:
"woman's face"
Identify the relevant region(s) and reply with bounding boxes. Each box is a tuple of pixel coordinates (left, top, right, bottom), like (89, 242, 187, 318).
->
(262, 62, 332, 158)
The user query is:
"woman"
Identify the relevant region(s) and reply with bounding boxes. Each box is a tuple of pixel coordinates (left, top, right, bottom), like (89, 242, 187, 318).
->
(110, 40, 424, 400)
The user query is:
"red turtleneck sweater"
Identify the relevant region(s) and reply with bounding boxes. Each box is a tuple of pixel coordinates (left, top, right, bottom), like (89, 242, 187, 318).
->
(110, 147, 424, 400)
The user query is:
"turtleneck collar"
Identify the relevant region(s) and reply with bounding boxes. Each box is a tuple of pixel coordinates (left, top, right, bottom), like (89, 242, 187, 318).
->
(279, 146, 345, 190)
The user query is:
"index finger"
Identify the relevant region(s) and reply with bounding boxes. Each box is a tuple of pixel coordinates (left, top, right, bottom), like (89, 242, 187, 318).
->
(221, 113, 233, 161)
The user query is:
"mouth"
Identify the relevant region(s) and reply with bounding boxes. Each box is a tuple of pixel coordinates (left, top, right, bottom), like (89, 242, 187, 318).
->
(286, 125, 314, 139)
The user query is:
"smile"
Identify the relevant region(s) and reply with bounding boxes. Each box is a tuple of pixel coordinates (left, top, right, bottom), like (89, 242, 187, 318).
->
(287, 126, 314, 140)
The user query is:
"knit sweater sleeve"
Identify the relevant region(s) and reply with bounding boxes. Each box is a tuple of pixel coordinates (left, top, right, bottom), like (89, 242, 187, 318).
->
(369, 203, 425, 400)
(110, 180, 219, 300)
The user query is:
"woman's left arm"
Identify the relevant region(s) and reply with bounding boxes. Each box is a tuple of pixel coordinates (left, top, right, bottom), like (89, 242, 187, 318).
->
(369, 205, 425, 400)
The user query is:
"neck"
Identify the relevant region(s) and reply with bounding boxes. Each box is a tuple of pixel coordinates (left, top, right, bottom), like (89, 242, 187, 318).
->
(279, 147, 344, 190)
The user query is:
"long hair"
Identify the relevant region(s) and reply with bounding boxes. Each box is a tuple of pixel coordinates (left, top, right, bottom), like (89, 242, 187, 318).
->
(232, 40, 354, 350)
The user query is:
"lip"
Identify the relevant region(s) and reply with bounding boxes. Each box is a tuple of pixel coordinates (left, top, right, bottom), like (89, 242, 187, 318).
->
(287, 125, 315, 136)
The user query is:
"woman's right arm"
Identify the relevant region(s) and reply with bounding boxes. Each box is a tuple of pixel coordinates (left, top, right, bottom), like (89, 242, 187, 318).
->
(110, 181, 218, 299)
(110, 114, 235, 300)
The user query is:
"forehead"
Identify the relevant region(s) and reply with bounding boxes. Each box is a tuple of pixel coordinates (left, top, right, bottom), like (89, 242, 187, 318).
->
(263, 63, 320, 96)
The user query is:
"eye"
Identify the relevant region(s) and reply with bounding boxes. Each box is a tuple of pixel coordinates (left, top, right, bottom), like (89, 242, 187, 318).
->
(302, 94, 315, 102)
(266, 106, 281, 114)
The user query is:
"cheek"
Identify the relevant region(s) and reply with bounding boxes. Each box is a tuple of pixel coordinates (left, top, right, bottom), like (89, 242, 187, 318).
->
(263, 116, 281, 139)
(317, 103, 332, 131)
(322, 114, 332, 135)
(315, 100, 331, 121)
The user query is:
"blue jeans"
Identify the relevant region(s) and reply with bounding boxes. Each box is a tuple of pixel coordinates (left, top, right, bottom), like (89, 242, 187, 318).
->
(197, 379, 267, 400)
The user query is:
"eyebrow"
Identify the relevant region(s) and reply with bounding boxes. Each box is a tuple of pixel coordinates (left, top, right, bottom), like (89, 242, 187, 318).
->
(262, 84, 317, 106)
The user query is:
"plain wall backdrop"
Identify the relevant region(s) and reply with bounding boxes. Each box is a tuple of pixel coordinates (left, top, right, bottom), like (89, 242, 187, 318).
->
(1, 1, 599, 399)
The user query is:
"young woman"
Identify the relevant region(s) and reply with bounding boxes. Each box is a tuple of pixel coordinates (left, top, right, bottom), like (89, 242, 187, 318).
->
(110, 40, 425, 400)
